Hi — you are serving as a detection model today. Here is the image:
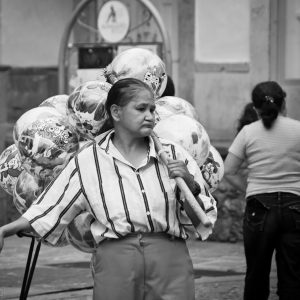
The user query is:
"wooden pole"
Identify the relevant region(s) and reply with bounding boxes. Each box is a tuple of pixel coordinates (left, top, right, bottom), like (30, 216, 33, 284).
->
(151, 132, 211, 227)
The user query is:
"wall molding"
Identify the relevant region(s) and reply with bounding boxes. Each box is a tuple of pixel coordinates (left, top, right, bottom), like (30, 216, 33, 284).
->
(195, 61, 250, 73)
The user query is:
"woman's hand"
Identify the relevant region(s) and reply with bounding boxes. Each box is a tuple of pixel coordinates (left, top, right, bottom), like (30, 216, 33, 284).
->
(167, 160, 190, 179)
(0, 217, 31, 254)
(167, 160, 199, 194)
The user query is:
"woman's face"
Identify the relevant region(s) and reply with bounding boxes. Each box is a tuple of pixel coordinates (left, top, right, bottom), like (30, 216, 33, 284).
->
(117, 89, 156, 137)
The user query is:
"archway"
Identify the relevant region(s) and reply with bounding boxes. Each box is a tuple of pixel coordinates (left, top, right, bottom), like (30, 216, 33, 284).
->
(58, 0, 172, 93)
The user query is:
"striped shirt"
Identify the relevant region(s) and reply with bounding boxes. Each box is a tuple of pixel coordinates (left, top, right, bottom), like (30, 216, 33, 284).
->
(23, 130, 217, 245)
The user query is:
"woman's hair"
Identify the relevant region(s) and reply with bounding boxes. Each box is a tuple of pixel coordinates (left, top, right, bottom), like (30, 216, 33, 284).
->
(237, 102, 258, 133)
(102, 78, 154, 131)
(251, 81, 286, 129)
(161, 75, 175, 97)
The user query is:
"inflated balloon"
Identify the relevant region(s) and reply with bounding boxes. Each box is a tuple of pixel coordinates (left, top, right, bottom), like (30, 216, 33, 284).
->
(41, 230, 69, 248)
(154, 96, 199, 123)
(17, 116, 79, 183)
(39, 94, 69, 117)
(12, 170, 44, 214)
(200, 145, 224, 192)
(104, 47, 167, 97)
(66, 211, 97, 253)
(13, 106, 63, 145)
(67, 80, 112, 139)
(154, 114, 210, 168)
(0, 144, 23, 195)
(13, 170, 68, 247)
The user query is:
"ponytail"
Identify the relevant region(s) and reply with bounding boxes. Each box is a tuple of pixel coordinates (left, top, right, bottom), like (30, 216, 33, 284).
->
(259, 96, 279, 129)
(251, 81, 286, 129)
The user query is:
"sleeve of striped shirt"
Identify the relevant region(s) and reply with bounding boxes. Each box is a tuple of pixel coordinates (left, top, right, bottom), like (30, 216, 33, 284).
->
(22, 157, 87, 245)
(174, 144, 218, 240)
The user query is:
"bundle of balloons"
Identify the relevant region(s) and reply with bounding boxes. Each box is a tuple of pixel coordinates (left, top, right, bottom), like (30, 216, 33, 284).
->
(0, 48, 224, 253)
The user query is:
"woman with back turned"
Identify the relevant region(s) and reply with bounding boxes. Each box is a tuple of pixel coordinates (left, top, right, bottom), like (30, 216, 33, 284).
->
(225, 81, 300, 300)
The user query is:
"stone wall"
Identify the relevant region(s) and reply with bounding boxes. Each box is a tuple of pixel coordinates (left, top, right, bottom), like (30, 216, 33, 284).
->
(206, 151, 247, 243)
(209, 177, 246, 242)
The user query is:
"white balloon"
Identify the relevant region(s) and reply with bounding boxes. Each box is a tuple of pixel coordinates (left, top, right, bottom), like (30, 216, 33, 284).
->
(13, 106, 62, 144)
(66, 211, 97, 253)
(154, 114, 210, 167)
(39, 94, 69, 117)
(0, 144, 23, 195)
(67, 80, 112, 139)
(200, 145, 224, 192)
(104, 47, 167, 97)
(155, 96, 199, 123)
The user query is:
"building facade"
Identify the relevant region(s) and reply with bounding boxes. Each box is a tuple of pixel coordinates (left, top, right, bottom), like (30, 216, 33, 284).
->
(1, 0, 299, 145)
(0, 0, 299, 234)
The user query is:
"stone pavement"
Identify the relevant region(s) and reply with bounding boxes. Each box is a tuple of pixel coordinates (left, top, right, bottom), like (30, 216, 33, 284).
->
(0, 236, 278, 300)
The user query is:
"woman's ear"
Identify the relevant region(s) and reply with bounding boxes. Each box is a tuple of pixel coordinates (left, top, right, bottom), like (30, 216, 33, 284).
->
(281, 99, 287, 116)
(110, 104, 121, 122)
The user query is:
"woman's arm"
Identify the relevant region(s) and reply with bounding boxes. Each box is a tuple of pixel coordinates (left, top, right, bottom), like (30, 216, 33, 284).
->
(168, 158, 218, 239)
(224, 152, 246, 192)
(167, 160, 200, 195)
(0, 217, 31, 252)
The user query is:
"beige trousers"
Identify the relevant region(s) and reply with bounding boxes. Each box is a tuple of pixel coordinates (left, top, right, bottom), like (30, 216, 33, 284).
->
(93, 232, 195, 300)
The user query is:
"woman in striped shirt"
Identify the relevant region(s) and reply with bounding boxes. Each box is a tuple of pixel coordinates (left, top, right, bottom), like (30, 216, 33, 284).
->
(0, 78, 217, 300)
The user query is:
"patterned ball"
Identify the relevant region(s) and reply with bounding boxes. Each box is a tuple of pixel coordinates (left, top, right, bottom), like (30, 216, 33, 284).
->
(13, 170, 69, 247)
(13, 106, 63, 145)
(66, 211, 97, 253)
(104, 47, 167, 97)
(67, 81, 112, 139)
(39, 94, 69, 117)
(154, 114, 210, 168)
(41, 230, 69, 248)
(0, 144, 23, 195)
(17, 116, 79, 183)
(200, 145, 224, 192)
(12, 170, 44, 214)
(154, 96, 199, 123)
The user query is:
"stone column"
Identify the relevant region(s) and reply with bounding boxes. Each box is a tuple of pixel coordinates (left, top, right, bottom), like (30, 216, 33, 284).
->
(0, 66, 11, 225)
(250, 0, 271, 86)
(178, 0, 195, 103)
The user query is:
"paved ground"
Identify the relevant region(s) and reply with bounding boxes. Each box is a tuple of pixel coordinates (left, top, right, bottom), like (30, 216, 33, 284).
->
(0, 236, 278, 300)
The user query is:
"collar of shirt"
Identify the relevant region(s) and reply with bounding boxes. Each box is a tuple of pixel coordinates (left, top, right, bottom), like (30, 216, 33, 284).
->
(95, 129, 159, 169)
